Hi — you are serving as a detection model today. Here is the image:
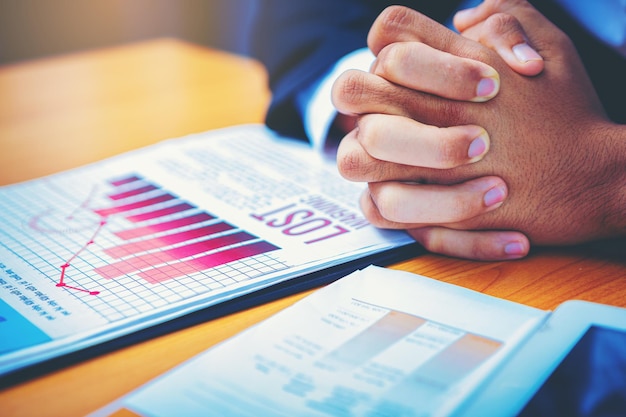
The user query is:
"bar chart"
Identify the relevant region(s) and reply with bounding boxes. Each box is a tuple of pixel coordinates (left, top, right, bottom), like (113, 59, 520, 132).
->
(92, 174, 281, 284)
(309, 305, 502, 415)
(0, 169, 289, 323)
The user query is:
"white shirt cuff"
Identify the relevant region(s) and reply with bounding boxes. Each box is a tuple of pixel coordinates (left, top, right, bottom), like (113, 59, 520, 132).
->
(303, 48, 375, 152)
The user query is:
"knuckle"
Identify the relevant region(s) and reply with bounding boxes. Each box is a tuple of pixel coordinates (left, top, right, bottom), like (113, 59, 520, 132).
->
(336, 142, 370, 181)
(332, 70, 369, 112)
(483, 13, 521, 37)
(377, 6, 416, 38)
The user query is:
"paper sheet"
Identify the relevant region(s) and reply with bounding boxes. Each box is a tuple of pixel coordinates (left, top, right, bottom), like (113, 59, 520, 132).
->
(91, 266, 548, 417)
(0, 125, 414, 376)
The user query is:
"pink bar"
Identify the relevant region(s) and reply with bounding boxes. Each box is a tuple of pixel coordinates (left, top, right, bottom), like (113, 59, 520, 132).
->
(190, 241, 279, 269)
(95, 231, 257, 279)
(109, 175, 142, 187)
(94, 193, 175, 217)
(138, 241, 280, 283)
(168, 231, 256, 258)
(126, 203, 195, 223)
(108, 184, 159, 201)
(104, 222, 235, 258)
(95, 253, 166, 279)
(114, 212, 215, 240)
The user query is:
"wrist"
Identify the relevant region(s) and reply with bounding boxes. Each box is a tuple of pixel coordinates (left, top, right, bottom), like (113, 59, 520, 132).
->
(582, 120, 626, 241)
(601, 122, 626, 238)
(552, 119, 626, 245)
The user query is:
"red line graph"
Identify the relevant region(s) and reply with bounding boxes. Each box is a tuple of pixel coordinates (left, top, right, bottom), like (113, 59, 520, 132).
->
(28, 185, 103, 295)
(56, 219, 107, 296)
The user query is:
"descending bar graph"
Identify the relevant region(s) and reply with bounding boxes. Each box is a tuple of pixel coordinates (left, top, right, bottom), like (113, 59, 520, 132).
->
(89, 174, 280, 285)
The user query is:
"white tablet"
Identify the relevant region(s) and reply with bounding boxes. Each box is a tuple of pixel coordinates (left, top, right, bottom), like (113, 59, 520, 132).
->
(456, 300, 626, 417)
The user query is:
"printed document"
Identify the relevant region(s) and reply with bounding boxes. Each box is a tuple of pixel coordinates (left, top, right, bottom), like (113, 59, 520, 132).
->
(0, 125, 414, 376)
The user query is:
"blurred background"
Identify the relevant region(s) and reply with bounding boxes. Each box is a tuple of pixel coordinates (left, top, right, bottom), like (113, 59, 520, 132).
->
(0, 0, 255, 65)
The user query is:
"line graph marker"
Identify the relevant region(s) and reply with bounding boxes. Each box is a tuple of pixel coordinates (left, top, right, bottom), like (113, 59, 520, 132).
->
(56, 219, 107, 296)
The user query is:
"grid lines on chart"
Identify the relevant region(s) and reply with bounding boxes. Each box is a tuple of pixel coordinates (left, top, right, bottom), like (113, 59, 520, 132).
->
(0, 169, 290, 323)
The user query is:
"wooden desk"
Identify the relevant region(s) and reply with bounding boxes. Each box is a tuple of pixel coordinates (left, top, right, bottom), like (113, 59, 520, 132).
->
(1, 39, 624, 417)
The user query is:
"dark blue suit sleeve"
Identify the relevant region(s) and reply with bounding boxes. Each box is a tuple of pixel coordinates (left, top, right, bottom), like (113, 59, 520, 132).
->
(249, 0, 384, 140)
(248, 0, 461, 139)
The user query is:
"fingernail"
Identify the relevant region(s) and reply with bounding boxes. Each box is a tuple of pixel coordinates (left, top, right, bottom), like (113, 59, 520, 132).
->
(512, 43, 542, 63)
(468, 132, 489, 161)
(473, 76, 499, 102)
(504, 241, 526, 256)
(484, 184, 506, 208)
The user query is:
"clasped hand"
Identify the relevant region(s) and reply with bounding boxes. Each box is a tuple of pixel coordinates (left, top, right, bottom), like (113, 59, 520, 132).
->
(331, 0, 625, 260)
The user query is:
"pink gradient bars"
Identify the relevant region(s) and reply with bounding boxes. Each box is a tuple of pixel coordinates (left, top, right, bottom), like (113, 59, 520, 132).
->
(113, 213, 215, 240)
(136, 241, 279, 284)
(103, 222, 235, 258)
(93, 193, 176, 217)
(91, 174, 280, 283)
